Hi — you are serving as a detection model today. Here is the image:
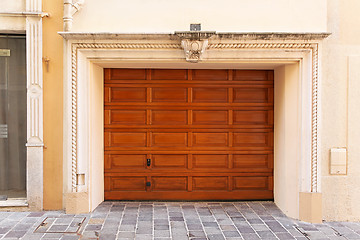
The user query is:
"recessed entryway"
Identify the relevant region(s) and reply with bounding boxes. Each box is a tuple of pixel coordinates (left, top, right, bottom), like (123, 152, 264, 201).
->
(64, 36, 319, 221)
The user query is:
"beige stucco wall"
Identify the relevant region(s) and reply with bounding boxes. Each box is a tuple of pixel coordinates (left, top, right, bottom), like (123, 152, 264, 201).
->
(71, 0, 327, 33)
(1, 0, 26, 11)
(274, 64, 300, 220)
(320, 0, 360, 221)
(42, 0, 64, 210)
(0, 0, 26, 32)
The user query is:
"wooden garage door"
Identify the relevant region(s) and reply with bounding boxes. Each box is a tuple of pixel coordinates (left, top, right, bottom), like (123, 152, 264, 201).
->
(104, 69, 274, 200)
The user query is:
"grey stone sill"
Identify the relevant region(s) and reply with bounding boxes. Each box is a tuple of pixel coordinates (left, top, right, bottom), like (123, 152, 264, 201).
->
(0, 198, 28, 207)
(58, 32, 331, 41)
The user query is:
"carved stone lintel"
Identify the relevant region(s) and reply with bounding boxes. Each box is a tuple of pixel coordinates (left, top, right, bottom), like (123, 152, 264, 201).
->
(181, 39, 208, 63)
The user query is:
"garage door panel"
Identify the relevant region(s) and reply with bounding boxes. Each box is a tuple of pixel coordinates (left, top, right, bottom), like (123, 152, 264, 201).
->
(104, 87, 111, 103)
(152, 154, 187, 168)
(193, 132, 228, 147)
(233, 88, 269, 103)
(109, 110, 147, 125)
(151, 132, 188, 147)
(233, 154, 270, 168)
(108, 132, 147, 147)
(151, 69, 188, 80)
(233, 132, 272, 147)
(110, 177, 147, 191)
(152, 87, 188, 102)
(193, 110, 228, 125)
(233, 176, 269, 190)
(193, 88, 228, 103)
(233, 110, 270, 125)
(152, 177, 187, 191)
(192, 154, 228, 169)
(233, 70, 270, 81)
(151, 110, 187, 125)
(192, 177, 228, 191)
(192, 69, 229, 81)
(108, 68, 147, 80)
(105, 154, 146, 169)
(110, 87, 147, 102)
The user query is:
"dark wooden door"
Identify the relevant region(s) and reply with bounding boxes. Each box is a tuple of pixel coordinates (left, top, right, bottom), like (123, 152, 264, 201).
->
(104, 69, 274, 200)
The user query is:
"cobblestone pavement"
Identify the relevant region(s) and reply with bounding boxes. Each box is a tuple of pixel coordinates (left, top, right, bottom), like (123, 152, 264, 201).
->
(0, 202, 359, 240)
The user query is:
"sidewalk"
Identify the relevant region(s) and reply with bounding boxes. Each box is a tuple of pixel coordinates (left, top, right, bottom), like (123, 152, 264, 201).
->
(0, 201, 359, 240)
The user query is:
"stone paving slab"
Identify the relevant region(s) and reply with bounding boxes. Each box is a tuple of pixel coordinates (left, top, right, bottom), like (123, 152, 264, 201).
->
(0, 202, 359, 239)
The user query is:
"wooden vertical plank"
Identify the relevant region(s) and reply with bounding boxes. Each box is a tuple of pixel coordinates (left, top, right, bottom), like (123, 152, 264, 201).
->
(147, 88, 152, 103)
(104, 87, 111, 103)
(268, 87, 274, 104)
(229, 131, 233, 147)
(146, 69, 152, 80)
(228, 69, 233, 81)
(188, 69, 193, 81)
(228, 154, 233, 169)
(267, 70, 274, 81)
(104, 177, 111, 191)
(188, 110, 192, 125)
(104, 68, 111, 81)
(146, 176, 151, 192)
(228, 176, 232, 192)
(188, 131, 193, 147)
(228, 87, 233, 103)
(188, 153, 192, 169)
(147, 110, 151, 126)
(104, 110, 111, 125)
(147, 153, 151, 169)
(147, 131, 151, 148)
(268, 176, 274, 191)
(188, 87, 192, 103)
(188, 176, 193, 192)
(268, 153, 274, 169)
(268, 110, 274, 125)
(104, 132, 110, 147)
(228, 110, 233, 125)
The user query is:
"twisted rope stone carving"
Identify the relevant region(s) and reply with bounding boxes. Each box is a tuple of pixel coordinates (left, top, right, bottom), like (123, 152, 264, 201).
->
(71, 45, 77, 192)
(311, 44, 319, 192)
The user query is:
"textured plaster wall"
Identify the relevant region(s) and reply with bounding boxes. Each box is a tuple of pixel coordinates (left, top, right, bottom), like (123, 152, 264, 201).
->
(1, 0, 26, 11)
(0, 0, 26, 32)
(274, 64, 300, 220)
(321, 0, 360, 221)
(42, 0, 64, 210)
(71, 0, 327, 33)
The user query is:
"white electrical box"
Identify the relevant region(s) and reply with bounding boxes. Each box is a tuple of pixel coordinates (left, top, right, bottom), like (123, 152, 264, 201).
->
(330, 148, 347, 175)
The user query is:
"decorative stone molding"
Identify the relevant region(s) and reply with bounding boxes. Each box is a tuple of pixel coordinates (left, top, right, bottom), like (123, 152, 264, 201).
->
(25, 0, 44, 210)
(175, 31, 215, 63)
(27, 0, 42, 12)
(68, 40, 321, 193)
(0, 12, 49, 17)
(64, 0, 85, 31)
(26, 18, 44, 146)
(70, 45, 78, 192)
(181, 39, 208, 63)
